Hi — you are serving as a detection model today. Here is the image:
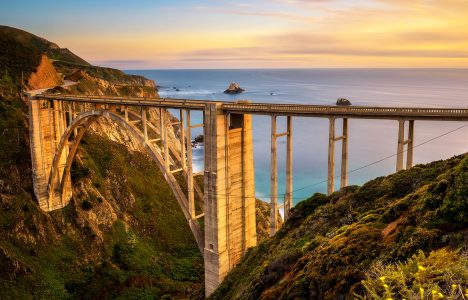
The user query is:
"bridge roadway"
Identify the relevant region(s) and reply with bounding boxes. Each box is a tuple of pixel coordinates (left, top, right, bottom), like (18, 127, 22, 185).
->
(36, 94, 468, 121)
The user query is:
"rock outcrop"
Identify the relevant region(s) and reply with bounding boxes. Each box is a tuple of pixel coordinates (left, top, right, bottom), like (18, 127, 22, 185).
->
(59, 65, 158, 98)
(27, 55, 63, 90)
(255, 199, 283, 242)
(224, 83, 245, 94)
(336, 98, 352, 106)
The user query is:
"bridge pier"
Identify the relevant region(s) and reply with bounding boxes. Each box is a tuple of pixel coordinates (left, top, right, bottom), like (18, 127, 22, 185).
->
(142, 108, 148, 142)
(327, 117, 349, 195)
(270, 115, 278, 236)
(285, 116, 293, 222)
(203, 103, 257, 297)
(269, 115, 293, 236)
(396, 119, 415, 171)
(29, 97, 71, 211)
(186, 110, 196, 220)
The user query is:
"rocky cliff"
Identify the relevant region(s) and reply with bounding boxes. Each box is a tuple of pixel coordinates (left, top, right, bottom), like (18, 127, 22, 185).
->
(27, 55, 63, 90)
(56, 62, 158, 97)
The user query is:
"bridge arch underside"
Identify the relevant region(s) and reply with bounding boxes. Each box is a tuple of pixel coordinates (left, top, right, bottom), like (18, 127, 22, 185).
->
(47, 109, 204, 252)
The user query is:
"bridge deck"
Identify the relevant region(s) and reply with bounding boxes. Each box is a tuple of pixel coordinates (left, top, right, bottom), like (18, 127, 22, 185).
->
(34, 94, 468, 121)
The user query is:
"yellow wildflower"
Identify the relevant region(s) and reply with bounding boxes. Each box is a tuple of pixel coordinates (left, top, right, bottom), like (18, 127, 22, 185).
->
(420, 287, 425, 299)
(418, 265, 426, 271)
(379, 276, 386, 282)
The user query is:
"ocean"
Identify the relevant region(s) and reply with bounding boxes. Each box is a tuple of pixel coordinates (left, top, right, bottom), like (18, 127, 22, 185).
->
(127, 69, 468, 205)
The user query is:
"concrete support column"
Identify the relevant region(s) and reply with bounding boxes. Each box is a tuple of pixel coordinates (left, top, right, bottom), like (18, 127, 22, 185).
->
(73, 102, 78, 137)
(284, 116, 293, 222)
(340, 118, 348, 189)
(396, 119, 405, 171)
(203, 103, 256, 297)
(186, 110, 195, 220)
(141, 107, 148, 142)
(406, 120, 414, 169)
(270, 115, 278, 236)
(67, 102, 72, 128)
(180, 109, 187, 171)
(53, 100, 61, 147)
(161, 108, 169, 175)
(29, 97, 48, 209)
(327, 117, 335, 195)
(29, 96, 70, 211)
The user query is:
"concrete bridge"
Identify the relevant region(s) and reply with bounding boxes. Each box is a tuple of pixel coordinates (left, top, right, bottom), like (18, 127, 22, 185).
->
(27, 93, 468, 296)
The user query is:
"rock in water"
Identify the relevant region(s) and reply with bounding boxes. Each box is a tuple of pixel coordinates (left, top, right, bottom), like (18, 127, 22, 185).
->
(224, 83, 245, 94)
(336, 98, 352, 106)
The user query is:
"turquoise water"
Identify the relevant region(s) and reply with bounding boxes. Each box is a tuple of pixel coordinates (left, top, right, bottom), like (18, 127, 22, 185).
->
(127, 69, 468, 205)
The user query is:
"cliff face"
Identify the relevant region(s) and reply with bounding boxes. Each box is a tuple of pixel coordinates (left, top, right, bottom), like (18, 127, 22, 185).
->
(256, 199, 283, 242)
(27, 55, 63, 90)
(210, 154, 468, 299)
(57, 63, 158, 98)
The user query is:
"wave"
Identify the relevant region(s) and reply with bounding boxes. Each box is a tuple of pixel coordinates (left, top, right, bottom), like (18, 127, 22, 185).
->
(159, 89, 217, 97)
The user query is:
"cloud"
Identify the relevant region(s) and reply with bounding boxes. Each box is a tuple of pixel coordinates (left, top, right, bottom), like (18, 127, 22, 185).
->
(191, 6, 311, 21)
(96, 59, 150, 64)
(270, 0, 333, 5)
(91, 59, 152, 68)
(87, 0, 468, 68)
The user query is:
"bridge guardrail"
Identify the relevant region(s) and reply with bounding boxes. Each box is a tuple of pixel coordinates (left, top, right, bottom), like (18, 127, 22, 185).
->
(33, 94, 468, 120)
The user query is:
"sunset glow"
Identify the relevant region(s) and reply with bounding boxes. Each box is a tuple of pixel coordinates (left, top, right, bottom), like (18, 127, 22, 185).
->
(2, 0, 468, 68)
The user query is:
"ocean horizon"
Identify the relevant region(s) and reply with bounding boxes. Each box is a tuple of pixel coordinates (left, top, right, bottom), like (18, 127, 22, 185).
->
(127, 68, 468, 205)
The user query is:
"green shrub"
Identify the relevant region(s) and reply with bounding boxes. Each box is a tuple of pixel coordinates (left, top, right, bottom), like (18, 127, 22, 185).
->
(358, 249, 468, 299)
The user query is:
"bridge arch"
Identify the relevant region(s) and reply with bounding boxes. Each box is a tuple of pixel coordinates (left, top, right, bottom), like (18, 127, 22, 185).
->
(46, 109, 204, 251)
(29, 95, 260, 296)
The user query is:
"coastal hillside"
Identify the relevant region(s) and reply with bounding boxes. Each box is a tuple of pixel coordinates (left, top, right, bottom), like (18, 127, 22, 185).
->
(0, 25, 89, 69)
(0, 25, 278, 298)
(0, 25, 206, 298)
(210, 154, 468, 299)
(0, 25, 156, 96)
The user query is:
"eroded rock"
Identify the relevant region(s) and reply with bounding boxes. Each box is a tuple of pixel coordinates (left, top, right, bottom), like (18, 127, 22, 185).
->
(224, 83, 245, 94)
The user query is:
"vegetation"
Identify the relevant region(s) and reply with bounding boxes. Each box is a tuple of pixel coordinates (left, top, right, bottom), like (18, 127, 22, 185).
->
(0, 25, 89, 69)
(0, 130, 205, 298)
(0, 28, 41, 86)
(359, 248, 467, 299)
(210, 154, 468, 299)
(0, 25, 203, 298)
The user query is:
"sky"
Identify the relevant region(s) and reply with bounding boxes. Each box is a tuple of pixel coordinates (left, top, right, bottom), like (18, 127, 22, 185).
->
(2, 0, 468, 69)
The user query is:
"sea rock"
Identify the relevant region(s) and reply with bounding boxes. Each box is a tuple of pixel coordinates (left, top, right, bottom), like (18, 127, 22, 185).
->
(194, 135, 204, 144)
(224, 83, 245, 94)
(336, 98, 352, 106)
(192, 134, 204, 148)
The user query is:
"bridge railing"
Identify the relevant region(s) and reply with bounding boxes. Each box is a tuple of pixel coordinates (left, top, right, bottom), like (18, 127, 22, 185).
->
(222, 103, 468, 118)
(34, 94, 468, 120)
